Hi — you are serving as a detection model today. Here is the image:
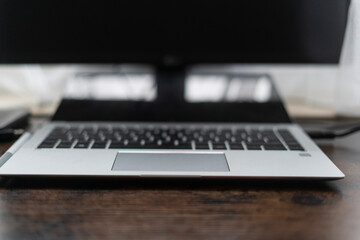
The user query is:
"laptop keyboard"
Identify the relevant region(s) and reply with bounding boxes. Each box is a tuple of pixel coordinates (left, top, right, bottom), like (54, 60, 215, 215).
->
(37, 126, 305, 151)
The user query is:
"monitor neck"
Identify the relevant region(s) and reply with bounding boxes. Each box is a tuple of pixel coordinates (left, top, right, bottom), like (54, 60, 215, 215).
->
(155, 65, 187, 103)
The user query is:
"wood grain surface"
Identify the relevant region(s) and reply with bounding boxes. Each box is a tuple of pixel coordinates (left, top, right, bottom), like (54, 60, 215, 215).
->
(0, 138, 359, 240)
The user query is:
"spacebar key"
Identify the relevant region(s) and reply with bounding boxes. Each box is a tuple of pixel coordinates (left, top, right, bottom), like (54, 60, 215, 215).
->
(158, 143, 192, 149)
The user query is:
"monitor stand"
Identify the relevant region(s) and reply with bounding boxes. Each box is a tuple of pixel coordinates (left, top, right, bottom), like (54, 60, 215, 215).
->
(155, 65, 186, 103)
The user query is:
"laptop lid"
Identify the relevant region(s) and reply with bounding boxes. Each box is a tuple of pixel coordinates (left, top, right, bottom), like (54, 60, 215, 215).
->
(52, 72, 291, 123)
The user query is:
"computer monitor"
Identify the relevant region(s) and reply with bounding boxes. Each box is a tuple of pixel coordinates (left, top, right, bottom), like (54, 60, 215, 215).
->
(0, 0, 350, 122)
(0, 0, 349, 65)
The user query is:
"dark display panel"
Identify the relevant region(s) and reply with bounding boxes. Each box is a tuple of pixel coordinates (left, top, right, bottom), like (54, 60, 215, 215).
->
(0, 0, 349, 64)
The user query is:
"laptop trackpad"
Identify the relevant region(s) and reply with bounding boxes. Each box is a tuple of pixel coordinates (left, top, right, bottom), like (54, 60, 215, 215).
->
(112, 152, 229, 172)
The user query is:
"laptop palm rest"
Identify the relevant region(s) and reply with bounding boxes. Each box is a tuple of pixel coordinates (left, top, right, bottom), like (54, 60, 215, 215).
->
(112, 152, 230, 172)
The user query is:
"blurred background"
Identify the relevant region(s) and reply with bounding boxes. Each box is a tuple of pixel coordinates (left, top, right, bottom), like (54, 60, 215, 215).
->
(0, 0, 355, 119)
(0, 64, 340, 118)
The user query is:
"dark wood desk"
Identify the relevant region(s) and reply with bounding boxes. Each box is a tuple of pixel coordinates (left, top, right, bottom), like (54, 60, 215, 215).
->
(0, 126, 359, 240)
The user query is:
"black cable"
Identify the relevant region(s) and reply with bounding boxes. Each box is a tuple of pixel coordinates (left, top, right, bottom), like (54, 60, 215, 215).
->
(306, 125, 360, 139)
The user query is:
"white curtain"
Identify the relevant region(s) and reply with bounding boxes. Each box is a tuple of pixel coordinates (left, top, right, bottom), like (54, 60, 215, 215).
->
(335, 0, 360, 117)
(0, 64, 339, 113)
(0, 65, 76, 110)
(0, 64, 120, 110)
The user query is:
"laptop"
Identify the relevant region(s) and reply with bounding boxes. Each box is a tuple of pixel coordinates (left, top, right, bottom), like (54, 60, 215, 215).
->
(0, 0, 347, 178)
(0, 72, 344, 179)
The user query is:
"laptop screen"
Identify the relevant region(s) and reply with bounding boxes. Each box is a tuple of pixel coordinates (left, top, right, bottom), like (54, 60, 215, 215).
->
(53, 73, 291, 123)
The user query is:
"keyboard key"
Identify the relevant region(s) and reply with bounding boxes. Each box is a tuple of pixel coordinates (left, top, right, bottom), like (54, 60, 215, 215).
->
(263, 144, 286, 151)
(39, 140, 58, 148)
(74, 142, 90, 149)
(91, 144, 107, 149)
(91, 141, 108, 149)
(248, 139, 265, 144)
(38, 143, 56, 149)
(122, 144, 148, 149)
(212, 143, 227, 150)
(57, 142, 74, 148)
(288, 144, 305, 151)
(174, 144, 193, 149)
(235, 129, 247, 135)
(195, 143, 210, 150)
(109, 142, 126, 149)
(245, 143, 262, 150)
(161, 142, 192, 149)
(141, 144, 164, 149)
(282, 138, 299, 145)
(229, 143, 244, 150)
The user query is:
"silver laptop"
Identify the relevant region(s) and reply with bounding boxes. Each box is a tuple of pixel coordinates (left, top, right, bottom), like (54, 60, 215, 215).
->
(0, 73, 344, 179)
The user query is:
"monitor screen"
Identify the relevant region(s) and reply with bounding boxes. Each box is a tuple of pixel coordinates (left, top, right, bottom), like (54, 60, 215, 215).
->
(0, 0, 349, 64)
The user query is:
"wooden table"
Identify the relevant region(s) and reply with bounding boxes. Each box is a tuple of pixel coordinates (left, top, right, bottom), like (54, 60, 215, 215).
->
(0, 125, 359, 240)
